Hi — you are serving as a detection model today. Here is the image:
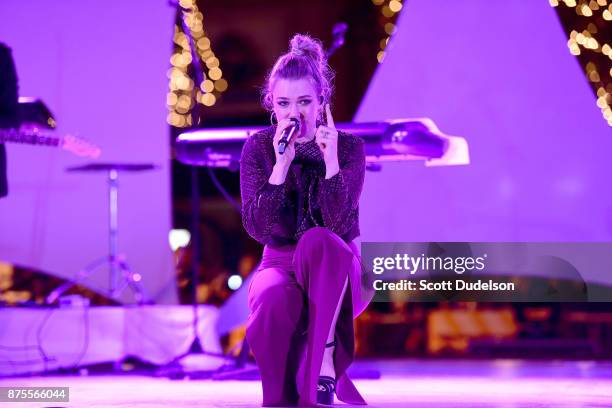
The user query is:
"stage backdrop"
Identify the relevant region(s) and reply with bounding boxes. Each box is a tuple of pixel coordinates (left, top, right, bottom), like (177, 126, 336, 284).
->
(355, 2, 612, 286)
(0, 1, 177, 303)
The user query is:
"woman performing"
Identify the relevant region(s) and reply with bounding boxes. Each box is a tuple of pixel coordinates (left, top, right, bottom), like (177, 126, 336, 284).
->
(240, 33, 372, 407)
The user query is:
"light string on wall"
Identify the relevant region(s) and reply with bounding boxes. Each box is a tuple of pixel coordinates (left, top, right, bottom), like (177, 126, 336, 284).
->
(371, 0, 403, 64)
(167, 0, 228, 128)
(551, 0, 612, 127)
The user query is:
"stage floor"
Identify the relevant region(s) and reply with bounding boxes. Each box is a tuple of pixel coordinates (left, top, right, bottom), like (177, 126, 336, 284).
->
(1, 359, 611, 407)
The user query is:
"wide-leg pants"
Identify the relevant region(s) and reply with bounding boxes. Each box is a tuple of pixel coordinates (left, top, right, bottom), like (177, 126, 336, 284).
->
(246, 227, 372, 407)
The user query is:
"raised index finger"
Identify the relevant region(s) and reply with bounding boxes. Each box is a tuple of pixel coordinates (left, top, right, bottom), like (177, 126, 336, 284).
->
(325, 104, 335, 129)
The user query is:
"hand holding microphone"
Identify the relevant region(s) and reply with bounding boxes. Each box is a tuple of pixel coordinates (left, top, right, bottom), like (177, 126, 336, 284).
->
(269, 117, 299, 185)
(278, 117, 300, 155)
(272, 117, 300, 167)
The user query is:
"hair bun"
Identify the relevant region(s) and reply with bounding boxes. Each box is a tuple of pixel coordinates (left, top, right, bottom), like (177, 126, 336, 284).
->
(289, 34, 324, 65)
(262, 33, 334, 112)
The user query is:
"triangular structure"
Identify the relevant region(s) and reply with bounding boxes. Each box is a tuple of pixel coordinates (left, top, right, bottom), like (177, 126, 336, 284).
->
(356, 1, 612, 248)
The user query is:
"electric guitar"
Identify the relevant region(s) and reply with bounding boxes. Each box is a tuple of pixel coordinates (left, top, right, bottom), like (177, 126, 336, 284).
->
(0, 127, 101, 158)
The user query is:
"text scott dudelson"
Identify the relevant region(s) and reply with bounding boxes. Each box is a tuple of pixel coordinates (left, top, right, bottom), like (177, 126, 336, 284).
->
(373, 279, 515, 291)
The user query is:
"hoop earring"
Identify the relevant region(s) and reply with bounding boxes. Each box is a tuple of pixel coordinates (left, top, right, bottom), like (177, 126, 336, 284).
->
(270, 111, 278, 126)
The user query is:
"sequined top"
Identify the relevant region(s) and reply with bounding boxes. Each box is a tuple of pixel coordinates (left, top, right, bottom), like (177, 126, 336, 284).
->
(240, 125, 365, 247)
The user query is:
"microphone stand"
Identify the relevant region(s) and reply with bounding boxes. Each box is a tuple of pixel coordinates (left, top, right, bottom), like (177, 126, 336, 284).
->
(326, 22, 348, 59)
(157, 1, 229, 380)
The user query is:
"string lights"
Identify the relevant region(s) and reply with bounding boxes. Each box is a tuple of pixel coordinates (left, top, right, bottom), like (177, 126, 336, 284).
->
(552, 0, 612, 126)
(372, 0, 403, 64)
(167, 0, 228, 128)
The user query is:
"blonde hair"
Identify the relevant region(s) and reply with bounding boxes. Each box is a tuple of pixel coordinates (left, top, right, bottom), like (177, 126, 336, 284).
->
(262, 34, 334, 112)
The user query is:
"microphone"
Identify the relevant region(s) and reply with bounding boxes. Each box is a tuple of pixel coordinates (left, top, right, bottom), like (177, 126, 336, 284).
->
(278, 117, 300, 155)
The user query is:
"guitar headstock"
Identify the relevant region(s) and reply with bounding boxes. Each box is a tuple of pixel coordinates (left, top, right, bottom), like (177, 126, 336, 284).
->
(61, 134, 102, 158)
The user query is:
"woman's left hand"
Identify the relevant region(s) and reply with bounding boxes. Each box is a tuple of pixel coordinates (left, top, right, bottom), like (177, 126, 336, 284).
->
(316, 104, 340, 178)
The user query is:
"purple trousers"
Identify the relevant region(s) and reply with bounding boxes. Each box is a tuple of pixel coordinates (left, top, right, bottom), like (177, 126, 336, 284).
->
(247, 227, 372, 407)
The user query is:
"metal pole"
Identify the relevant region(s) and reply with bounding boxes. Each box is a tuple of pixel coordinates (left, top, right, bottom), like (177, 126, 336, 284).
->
(109, 169, 119, 295)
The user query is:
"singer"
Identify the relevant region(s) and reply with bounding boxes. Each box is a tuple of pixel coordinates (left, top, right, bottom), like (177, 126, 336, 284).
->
(240, 34, 373, 407)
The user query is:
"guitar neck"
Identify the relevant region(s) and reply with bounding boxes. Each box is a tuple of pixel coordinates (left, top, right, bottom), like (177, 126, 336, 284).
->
(0, 128, 61, 147)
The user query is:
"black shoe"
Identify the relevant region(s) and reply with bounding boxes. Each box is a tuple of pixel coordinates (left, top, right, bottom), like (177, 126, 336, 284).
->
(317, 375, 336, 405)
(317, 339, 337, 406)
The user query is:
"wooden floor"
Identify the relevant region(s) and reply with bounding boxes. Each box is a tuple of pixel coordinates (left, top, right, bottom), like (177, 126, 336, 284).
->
(1, 359, 611, 407)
